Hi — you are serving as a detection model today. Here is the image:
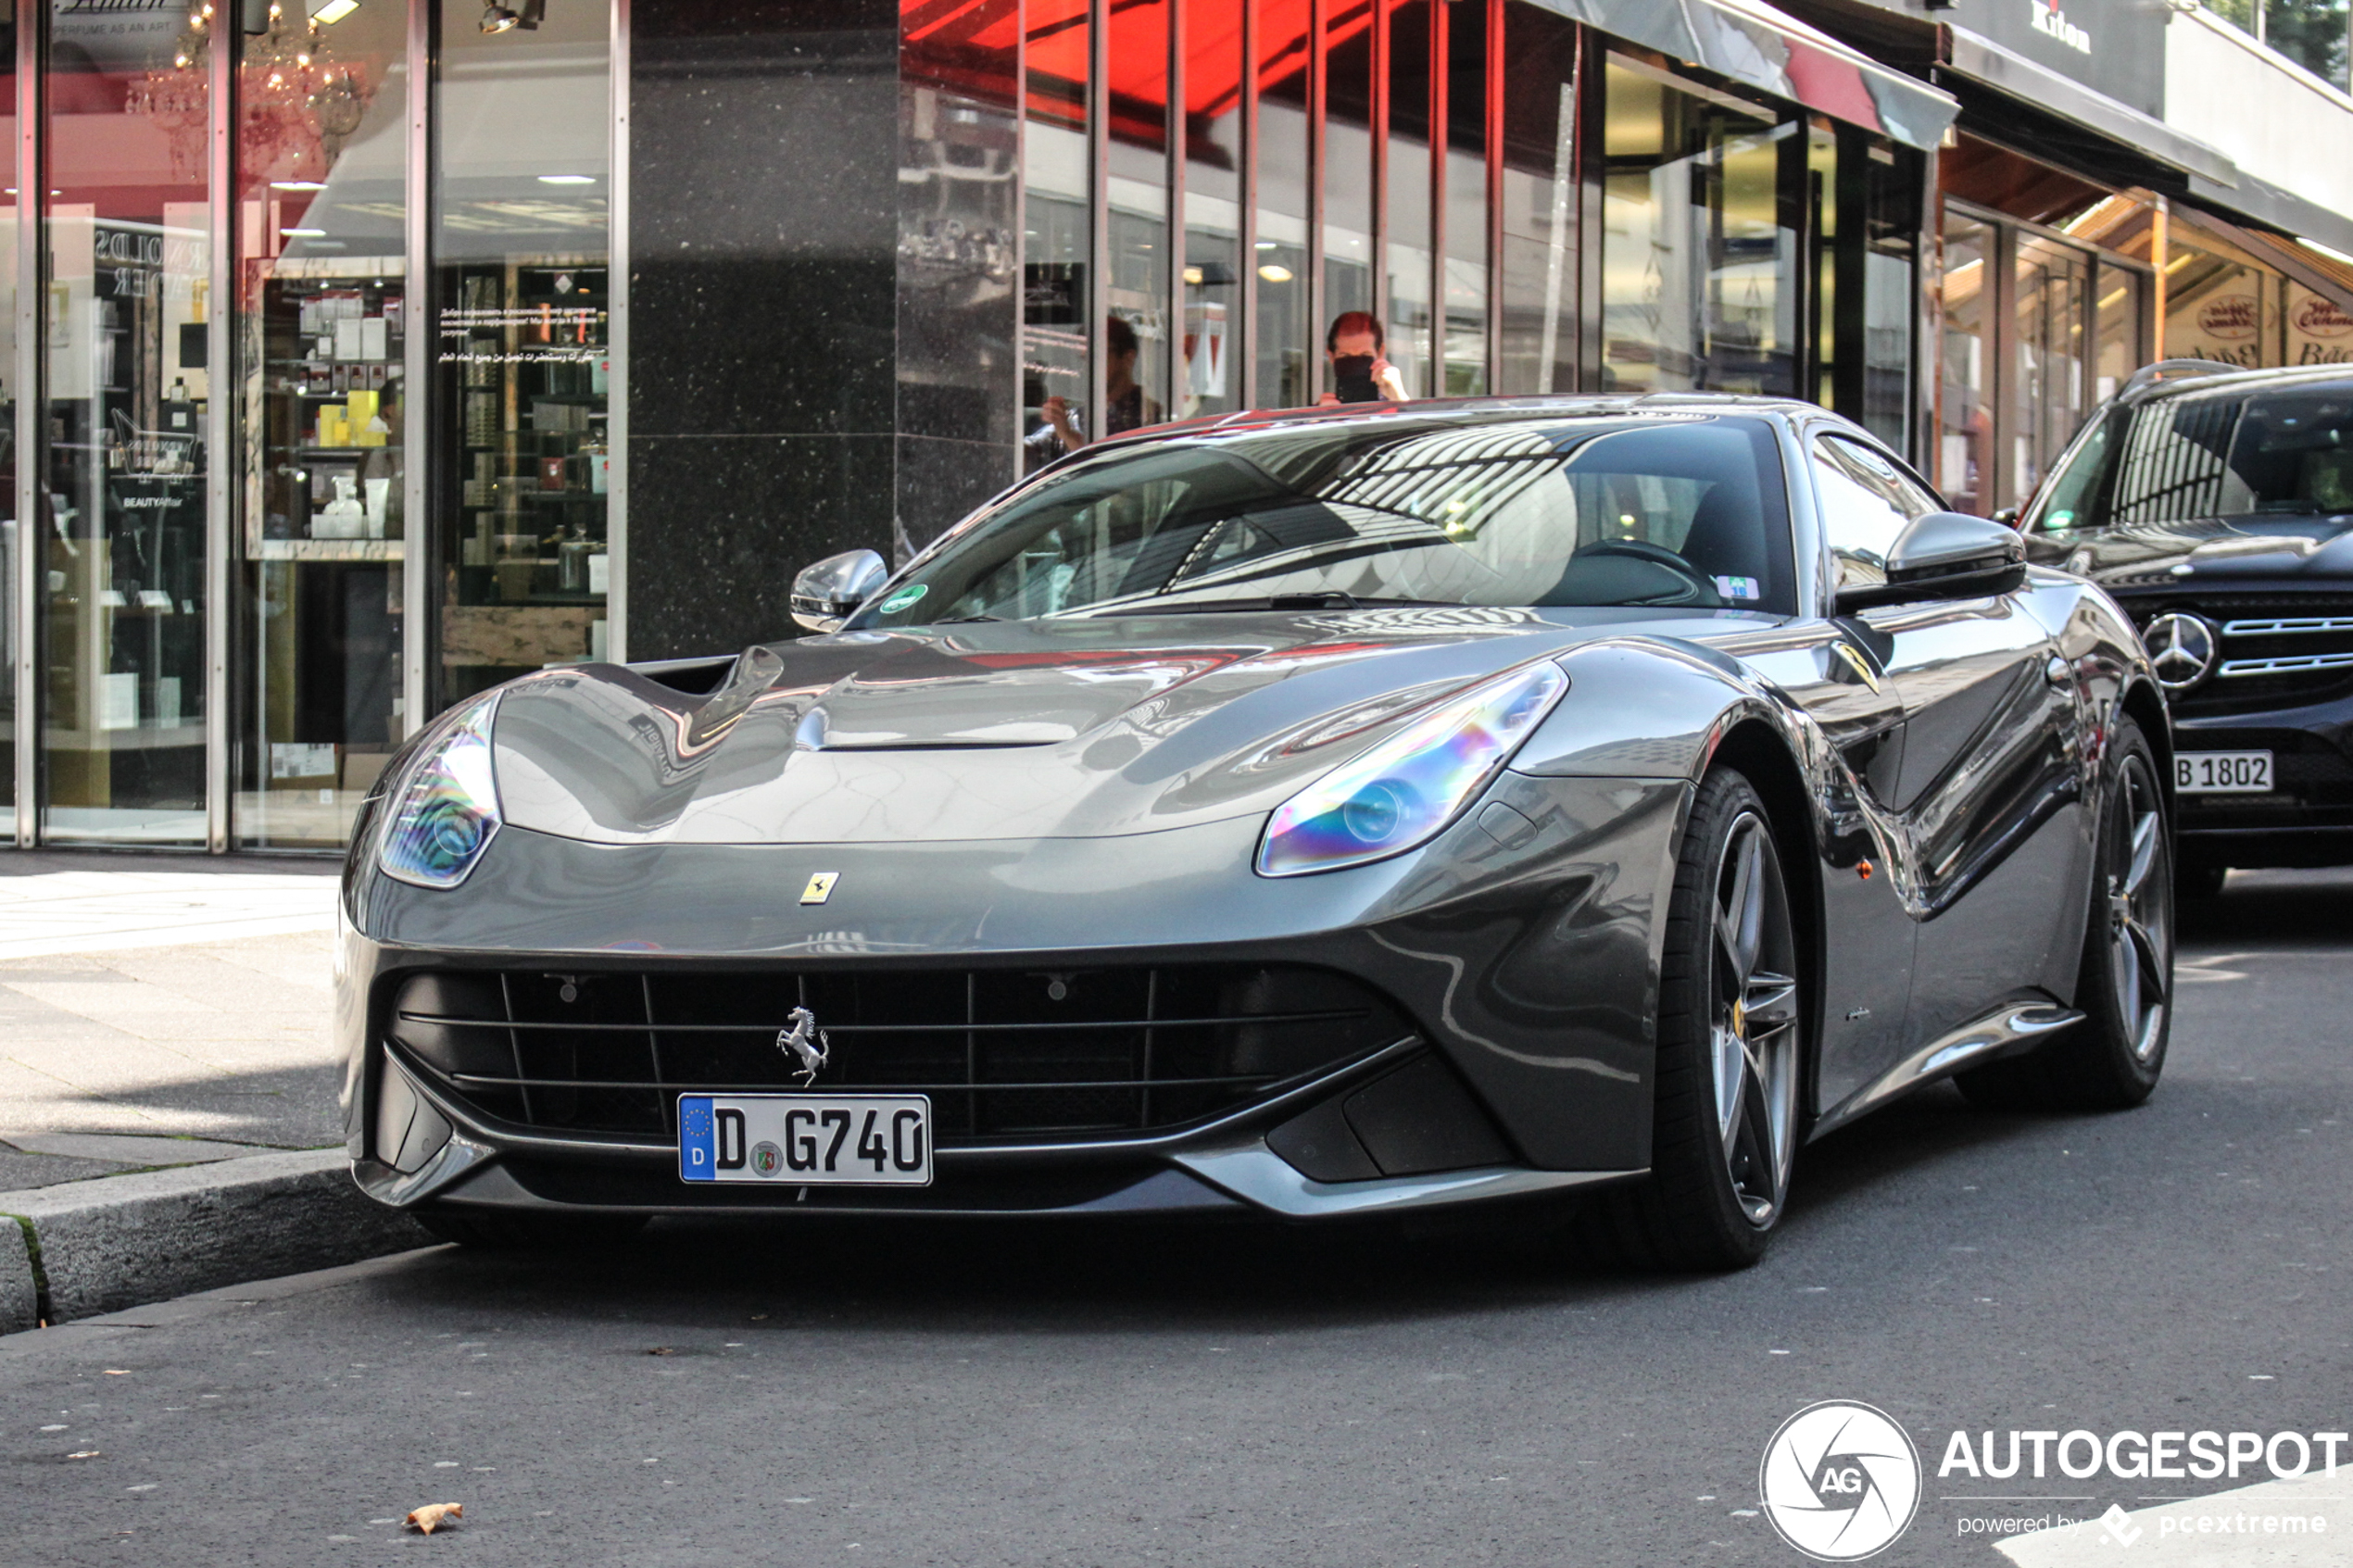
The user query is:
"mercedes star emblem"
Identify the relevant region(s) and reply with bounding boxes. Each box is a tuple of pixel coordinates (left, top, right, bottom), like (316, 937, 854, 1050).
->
(2143, 611, 2220, 692)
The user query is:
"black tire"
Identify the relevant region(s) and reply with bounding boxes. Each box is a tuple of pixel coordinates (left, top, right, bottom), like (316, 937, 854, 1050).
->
(1956, 717, 2171, 1113)
(1579, 768, 1803, 1271)
(414, 1209, 650, 1251)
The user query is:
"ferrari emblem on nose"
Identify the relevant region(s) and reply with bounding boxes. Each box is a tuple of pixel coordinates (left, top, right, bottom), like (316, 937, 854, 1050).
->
(778, 1006, 830, 1084)
(800, 872, 839, 905)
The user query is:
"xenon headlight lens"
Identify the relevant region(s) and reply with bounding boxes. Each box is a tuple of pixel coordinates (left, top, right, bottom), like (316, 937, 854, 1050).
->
(378, 696, 503, 889)
(1256, 661, 1567, 877)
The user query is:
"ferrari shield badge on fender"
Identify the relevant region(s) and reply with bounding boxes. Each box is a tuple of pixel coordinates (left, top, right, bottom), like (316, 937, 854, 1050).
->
(800, 872, 839, 905)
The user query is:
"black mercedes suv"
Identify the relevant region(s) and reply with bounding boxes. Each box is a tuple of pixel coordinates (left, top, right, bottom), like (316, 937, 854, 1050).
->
(2020, 360, 2353, 893)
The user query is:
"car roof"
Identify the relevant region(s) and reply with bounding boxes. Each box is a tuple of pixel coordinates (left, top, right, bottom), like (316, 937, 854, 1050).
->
(2112, 358, 2353, 408)
(1085, 391, 1833, 458)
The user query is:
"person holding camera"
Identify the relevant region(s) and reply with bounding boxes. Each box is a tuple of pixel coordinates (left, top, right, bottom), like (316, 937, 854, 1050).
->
(1316, 310, 1410, 405)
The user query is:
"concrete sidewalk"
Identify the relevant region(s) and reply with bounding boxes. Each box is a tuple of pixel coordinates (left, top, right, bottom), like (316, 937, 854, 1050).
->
(0, 851, 427, 1330)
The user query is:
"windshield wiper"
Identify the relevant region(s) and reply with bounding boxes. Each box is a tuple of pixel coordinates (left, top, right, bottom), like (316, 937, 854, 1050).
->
(1112, 594, 1452, 616)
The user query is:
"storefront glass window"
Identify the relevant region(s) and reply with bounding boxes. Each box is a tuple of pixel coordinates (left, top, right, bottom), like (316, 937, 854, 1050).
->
(1495, 3, 1578, 395)
(1181, 0, 1243, 419)
(1255, 2, 1311, 408)
(1024, 0, 1089, 462)
(1859, 142, 1918, 448)
(1108, 0, 1170, 430)
(1938, 214, 1994, 514)
(2013, 234, 2089, 507)
(0, 11, 16, 820)
(1442, 0, 1488, 395)
(2094, 265, 2144, 401)
(42, 0, 214, 844)
(1385, 0, 1433, 395)
(2166, 239, 2276, 370)
(1599, 57, 1794, 398)
(235, 0, 409, 849)
(1323, 0, 1377, 381)
(431, 0, 611, 709)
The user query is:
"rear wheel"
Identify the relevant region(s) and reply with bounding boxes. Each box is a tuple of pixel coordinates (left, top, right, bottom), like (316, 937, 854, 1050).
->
(1957, 716, 2171, 1111)
(1582, 769, 1802, 1271)
(414, 1210, 650, 1252)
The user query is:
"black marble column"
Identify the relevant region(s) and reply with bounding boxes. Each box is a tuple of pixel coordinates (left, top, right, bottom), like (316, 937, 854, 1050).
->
(627, 0, 900, 660)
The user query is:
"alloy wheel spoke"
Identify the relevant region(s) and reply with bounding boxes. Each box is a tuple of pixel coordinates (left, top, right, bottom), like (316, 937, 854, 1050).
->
(2123, 808, 2159, 897)
(1743, 972, 1799, 1029)
(2127, 920, 2170, 1009)
(1734, 1046, 1781, 1209)
(1714, 1025, 1747, 1144)
(1718, 824, 1763, 980)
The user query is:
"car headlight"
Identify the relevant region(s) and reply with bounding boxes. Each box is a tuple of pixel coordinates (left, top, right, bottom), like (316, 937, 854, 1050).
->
(378, 696, 503, 889)
(1256, 661, 1567, 877)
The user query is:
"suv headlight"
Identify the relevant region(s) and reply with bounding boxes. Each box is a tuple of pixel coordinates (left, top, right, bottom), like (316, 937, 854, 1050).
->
(378, 696, 503, 889)
(1256, 661, 1567, 877)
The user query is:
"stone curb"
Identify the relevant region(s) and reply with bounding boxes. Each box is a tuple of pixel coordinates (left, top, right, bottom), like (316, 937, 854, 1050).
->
(0, 1149, 433, 1332)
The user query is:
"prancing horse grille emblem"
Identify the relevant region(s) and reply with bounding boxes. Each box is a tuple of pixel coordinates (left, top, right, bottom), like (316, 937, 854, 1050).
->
(778, 1005, 830, 1085)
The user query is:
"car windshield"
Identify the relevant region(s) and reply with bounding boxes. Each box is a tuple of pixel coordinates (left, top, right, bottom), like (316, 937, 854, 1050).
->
(852, 413, 1797, 625)
(2034, 383, 2353, 531)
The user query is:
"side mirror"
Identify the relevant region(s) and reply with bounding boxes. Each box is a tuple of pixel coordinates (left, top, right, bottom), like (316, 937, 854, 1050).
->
(1835, 512, 2027, 613)
(789, 548, 888, 633)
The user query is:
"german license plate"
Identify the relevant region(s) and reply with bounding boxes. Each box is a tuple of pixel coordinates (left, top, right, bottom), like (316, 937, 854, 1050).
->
(677, 1094, 932, 1186)
(2176, 750, 2273, 794)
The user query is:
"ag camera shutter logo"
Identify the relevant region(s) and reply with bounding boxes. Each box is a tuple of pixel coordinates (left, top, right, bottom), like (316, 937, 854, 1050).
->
(1759, 1401, 1922, 1561)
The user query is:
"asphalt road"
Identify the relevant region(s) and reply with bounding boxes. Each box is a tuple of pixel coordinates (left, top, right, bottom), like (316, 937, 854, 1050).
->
(4, 872, 2347, 1568)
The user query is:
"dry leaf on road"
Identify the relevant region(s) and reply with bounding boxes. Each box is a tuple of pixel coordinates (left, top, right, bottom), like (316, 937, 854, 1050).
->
(405, 1502, 463, 1535)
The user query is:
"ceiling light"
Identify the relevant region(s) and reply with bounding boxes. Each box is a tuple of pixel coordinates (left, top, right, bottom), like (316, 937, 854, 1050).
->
(1257, 264, 1293, 283)
(1182, 266, 1203, 285)
(1254, 240, 1278, 250)
(480, 0, 541, 31)
(536, 174, 596, 185)
(282, 227, 327, 237)
(309, 0, 359, 22)
(271, 180, 328, 191)
(479, 4, 519, 31)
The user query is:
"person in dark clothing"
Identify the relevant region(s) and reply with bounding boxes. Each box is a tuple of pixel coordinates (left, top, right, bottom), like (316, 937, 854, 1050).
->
(1317, 310, 1409, 404)
(1036, 315, 1163, 457)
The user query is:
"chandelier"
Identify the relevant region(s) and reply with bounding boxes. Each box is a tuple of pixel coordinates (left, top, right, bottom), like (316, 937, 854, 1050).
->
(131, 2, 375, 183)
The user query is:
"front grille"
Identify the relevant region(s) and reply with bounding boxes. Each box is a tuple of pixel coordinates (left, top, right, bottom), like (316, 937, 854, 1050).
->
(385, 963, 1411, 1144)
(2133, 597, 2353, 717)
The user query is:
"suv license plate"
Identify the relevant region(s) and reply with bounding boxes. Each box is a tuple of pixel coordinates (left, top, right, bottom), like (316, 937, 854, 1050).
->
(2176, 750, 2273, 794)
(677, 1094, 932, 1186)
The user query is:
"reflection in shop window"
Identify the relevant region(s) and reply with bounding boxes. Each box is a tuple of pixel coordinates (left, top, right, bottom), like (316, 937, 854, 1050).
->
(1022, 0, 1090, 466)
(235, 0, 409, 849)
(1181, 0, 1245, 419)
(1495, 4, 1579, 395)
(1257, 1, 1313, 408)
(432, 0, 612, 709)
(42, 0, 215, 844)
(1601, 57, 1795, 399)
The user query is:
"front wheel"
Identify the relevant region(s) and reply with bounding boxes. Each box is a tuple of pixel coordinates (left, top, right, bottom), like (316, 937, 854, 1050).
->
(1957, 716, 2171, 1111)
(1582, 768, 1803, 1271)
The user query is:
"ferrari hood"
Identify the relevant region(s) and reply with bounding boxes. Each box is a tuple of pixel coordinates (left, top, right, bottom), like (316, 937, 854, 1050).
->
(488, 608, 1750, 846)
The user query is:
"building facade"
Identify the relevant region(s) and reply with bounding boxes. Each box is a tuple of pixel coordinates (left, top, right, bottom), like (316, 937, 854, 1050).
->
(1, 0, 2347, 855)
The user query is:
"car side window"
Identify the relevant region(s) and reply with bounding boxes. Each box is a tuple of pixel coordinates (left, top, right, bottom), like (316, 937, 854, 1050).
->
(1812, 435, 1936, 594)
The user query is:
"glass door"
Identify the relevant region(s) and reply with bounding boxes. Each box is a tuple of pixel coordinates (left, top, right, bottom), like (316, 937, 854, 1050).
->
(432, 0, 612, 709)
(41, 0, 214, 845)
(234, 0, 409, 848)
